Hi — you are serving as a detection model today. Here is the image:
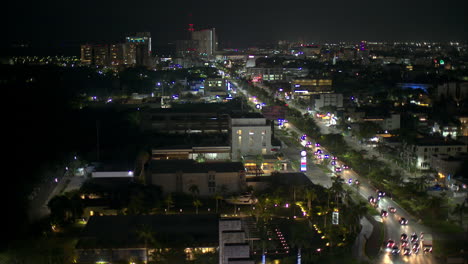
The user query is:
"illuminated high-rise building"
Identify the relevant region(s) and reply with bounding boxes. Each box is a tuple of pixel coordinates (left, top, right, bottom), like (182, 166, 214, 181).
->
(125, 32, 152, 67)
(80, 32, 154, 67)
(80, 44, 93, 65)
(191, 28, 217, 57)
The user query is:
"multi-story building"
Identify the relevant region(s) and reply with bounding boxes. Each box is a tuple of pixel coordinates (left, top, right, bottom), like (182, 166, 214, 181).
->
(152, 146, 231, 161)
(432, 122, 460, 138)
(460, 116, 468, 137)
(219, 218, 254, 264)
(409, 137, 467, 170)
(191, 28, 217, 57)
(149, 160, 246, 196)
(125, 32, 152, 67)
(436, 82, 468, 101)
(363, 113, 401, 131)
(291, 79, 333, 96)
(80, 44, 93, 65)
(430, 153, 468, 184)
(313, 93, 343, 110)
(80, 32, 153, 67)
(109, 44, 123, 65)
(140, 108, 230, 133)
(246, 67, 283, 82)
(205, 78, 228, 97)
(75, 214, 219, 263)
(230, 114, 272, 161)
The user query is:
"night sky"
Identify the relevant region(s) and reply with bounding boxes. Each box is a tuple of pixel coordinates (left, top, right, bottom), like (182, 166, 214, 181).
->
(3, 0, 468, 51)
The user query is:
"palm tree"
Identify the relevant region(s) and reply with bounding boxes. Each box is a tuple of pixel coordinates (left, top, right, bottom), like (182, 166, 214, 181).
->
(193, 199, 202, 214)
(343, 189, 353, 206)
(135, 150, 150, 184)
(289, 221, 313, 264)
(214, 185, 229, 213)
(136, 224, 156, 263)
(189, 184, 200, 198)
(350, 201, 368, 233)
(453, 202, 466, 226)
(425, 195, 444, 220)
(164, 193, 174, 214)
(304, 188, 317, 213)
(214, 192, 223, 213)
(330, 176, 344, 206)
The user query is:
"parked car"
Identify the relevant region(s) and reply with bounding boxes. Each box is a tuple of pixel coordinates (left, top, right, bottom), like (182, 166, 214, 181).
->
(225, 194, 258, 205)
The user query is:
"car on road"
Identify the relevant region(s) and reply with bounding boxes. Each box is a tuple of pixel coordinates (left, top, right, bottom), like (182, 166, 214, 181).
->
(412, 243, 420, 254)
(410, 233, 419, 243)
(401, 233, 408, 240)
(399, 217, 408, 225)
(388, 206, 397, 213)
(342, 165, 349, 170)
(402, 247, 411, 256)
(377, 190, 385, 198)
(401, 240, 409, 248)
(381, 210, 388, 217)
(368, 196, 377, 204)
(386, 239, 396, 248)
(391, 245, 400, 255)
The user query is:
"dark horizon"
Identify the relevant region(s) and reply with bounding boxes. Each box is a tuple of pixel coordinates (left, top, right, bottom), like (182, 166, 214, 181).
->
(3, 0, 468, 55)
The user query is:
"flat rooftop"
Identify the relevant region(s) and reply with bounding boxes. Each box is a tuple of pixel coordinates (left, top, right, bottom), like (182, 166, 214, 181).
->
(76, 214, 219, 249)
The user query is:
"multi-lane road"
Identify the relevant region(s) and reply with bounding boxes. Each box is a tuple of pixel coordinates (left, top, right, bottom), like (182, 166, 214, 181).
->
(229, 79, 437, 263)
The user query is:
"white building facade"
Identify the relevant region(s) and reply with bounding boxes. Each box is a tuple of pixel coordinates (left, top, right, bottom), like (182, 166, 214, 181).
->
(410, 140, 467, 170)
(230, 115, 272, 161)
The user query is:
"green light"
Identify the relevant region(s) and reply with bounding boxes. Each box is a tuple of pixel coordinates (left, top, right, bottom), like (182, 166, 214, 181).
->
(439, 59, 445, 65)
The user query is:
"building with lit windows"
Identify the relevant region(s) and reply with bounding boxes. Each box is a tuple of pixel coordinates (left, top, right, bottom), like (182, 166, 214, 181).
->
(230, 113, 272, 161)
(291, 79, 333, 94)
(80, 45, 93, 65)
(149, 160, 246, 196)
(75, 214, 219, 263)
(313, 93, 343, 110)
(246, 67, 283, 82)
(409, 137, 467, 170)
(191, 28, 217, 57)
(460, 117, 468, 137)
(80, 32, 153, 67)
(125, 32, 152, 67)
(205, 78, 228, 97)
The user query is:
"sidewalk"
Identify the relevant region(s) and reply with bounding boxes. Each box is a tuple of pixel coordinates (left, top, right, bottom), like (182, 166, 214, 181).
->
(364, 214, 384, 260)
(352, 216, 373, 262)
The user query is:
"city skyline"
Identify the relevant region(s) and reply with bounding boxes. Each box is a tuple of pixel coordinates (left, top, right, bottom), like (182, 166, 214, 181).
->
(3, 0, 467, 52)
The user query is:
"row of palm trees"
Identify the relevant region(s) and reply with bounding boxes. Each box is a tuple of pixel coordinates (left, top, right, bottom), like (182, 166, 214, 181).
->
(248, 175, 369, 263)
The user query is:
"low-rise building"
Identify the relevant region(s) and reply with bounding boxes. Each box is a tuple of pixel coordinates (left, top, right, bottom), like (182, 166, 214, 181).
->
(430, 153, 468, 185)
(409, 137, 467, 170)
(75, 214, 219, 263)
